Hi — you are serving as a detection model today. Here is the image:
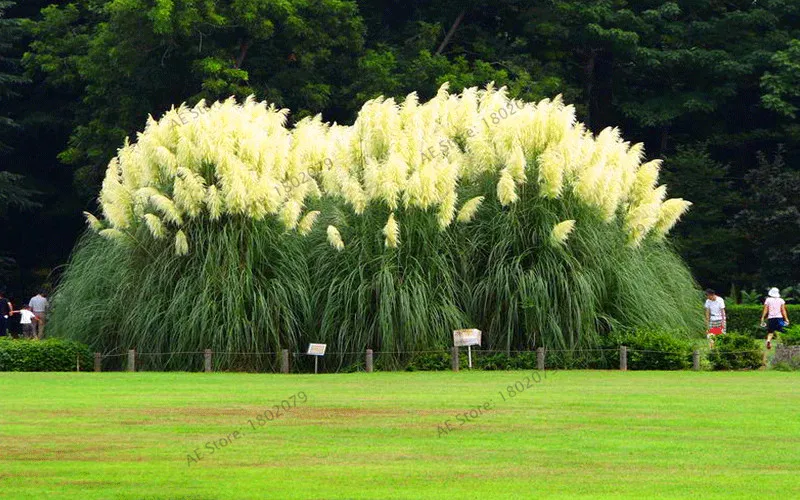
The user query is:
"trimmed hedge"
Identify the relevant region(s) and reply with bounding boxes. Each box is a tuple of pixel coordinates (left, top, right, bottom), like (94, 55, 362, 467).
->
(0, 338, 92, 372)
(708, 333, 763, 370)
(400, 328, 697, 371)
(601, 329, 694, 370)
(779, 325, 800, 346)
(726, 305, 800, 338)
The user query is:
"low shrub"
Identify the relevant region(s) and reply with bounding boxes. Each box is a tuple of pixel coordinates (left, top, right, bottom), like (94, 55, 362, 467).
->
(778, 325, 800, 346)
(475, 352, 540, 370)
(405, 351, 453, 371)
(405, 350, 542, 371)
(545, 348, 616, 370)
(0, 338, 93, 372)
(602, 329, 694, 370)
(708, 333, 763, 370)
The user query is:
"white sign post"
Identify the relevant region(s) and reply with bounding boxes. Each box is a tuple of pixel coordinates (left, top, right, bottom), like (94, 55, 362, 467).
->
(307, 343, 327, 374)
(453, 329, 482, 369)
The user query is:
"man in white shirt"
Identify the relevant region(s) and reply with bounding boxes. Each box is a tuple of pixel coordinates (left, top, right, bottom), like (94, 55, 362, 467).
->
(29, 291, 49, 339)
(704, 289, 726, 346)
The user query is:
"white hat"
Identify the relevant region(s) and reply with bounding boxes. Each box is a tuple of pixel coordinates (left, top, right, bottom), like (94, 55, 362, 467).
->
(768, 287, 780, 298)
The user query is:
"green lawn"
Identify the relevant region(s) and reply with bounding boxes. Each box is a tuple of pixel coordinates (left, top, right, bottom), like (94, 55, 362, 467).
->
(1, 371, 798, 499)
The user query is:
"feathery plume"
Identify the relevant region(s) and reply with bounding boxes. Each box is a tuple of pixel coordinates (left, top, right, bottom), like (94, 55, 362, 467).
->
(497, 169, 519, 206)
(83, 212, 103, 232)
(143, 214, 166, 240)
(383, 213, 400, 248)
(551, 220, 576, 246)
(298, 211, 320, 236)
(456, 196, 484, 223)
(327, 225, 345, 251)
(175, 230, 189, 256)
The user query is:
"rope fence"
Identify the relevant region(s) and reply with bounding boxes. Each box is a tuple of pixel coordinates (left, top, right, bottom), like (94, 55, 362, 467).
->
(86, 344, 786, 374)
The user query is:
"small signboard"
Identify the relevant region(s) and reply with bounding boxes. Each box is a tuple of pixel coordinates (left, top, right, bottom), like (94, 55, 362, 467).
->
(307, 343, 327, 356)
(453, 329, 482, 347)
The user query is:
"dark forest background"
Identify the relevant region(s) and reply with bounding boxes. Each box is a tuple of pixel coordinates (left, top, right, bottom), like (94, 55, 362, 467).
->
(1, 0, 798, 302)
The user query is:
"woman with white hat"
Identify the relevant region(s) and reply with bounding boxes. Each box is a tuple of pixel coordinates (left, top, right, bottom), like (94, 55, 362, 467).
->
(760, 287, 790, 349)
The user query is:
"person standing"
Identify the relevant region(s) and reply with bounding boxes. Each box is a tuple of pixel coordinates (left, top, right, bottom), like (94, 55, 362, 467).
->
(704, 289, 726, 346)
(761, 287, 790, 350)
(11, 304, 39, 339)
(0, 290, 12, 337)
(29, 290, 49, 339)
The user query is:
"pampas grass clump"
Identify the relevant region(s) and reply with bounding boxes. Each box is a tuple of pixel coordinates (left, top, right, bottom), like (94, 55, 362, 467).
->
(49, 84, 701, 369)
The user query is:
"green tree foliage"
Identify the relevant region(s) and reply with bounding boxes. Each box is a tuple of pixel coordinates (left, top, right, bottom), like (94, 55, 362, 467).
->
(734, 147, 800, 285)
(23, 0, 365, 194)
(5, 0, 800, 297)
(0, 0, 25, 150)
(660, 144, 745, 287)
(762, 39, 800, 119)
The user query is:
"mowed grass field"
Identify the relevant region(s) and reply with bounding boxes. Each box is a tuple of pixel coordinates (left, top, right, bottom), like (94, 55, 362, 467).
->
(1, 371, 798, 499)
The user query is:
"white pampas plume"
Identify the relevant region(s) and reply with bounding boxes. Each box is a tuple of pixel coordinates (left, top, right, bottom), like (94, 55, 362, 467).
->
(497, 169, 519, 206)
(143, 214, 166, 239)
(205, 185, 223, 221)
(298, 211, 320, 236)
(551, 220, 576, 246)
(506, 143, 527, 182)
(83, 212, 103, 232)
(327, 225, 345, 251)
(383, 212, 400, 248)
(456, 196, 484, 223)
(175, 230, 189, 256)
(280, 200, 303, 229)
(99, 228, 127, 242)
(149, 193, 183, 225)
(653, 199, 692, 237)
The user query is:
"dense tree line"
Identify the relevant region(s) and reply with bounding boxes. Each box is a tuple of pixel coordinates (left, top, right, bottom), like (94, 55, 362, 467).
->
(1, 0, 798, 298)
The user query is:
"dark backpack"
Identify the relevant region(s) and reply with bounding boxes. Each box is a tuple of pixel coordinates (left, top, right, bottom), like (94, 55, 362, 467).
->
(0, 298, 10, 316)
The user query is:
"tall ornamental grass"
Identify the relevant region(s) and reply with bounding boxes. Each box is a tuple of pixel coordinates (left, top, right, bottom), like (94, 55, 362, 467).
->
(49, 85, 702, 369)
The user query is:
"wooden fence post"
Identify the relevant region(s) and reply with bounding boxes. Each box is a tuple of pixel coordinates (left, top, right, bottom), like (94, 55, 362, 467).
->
(281, 349, 289, 374)
(366, 349, 374, 373)
(204, 349, 212, 373)
(94, 352, 101, 372)
(451, 346, 459, 372)
(536, 347, 545, 371)
(692, 350, 700, 371)
(619, 346, 627, 371)
(127, 349, 136, 372)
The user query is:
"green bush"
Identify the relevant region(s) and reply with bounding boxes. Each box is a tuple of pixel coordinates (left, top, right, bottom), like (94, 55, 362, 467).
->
(778, 325, 800, 346)
(475, 352, 540, 370)
(708, 334, 763, 370)
(405, 351, 453, 371)
(0, 338, 93, 372)
(601, 329, 694, 370)
(405, 350, 541, 371)
(726, 305, 800, 338)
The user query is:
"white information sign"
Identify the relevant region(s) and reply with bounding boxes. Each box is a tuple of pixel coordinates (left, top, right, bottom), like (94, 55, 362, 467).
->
(453, 329, 482, 347)
(307, 343, 327, 356)
(307, 343, 326, 374)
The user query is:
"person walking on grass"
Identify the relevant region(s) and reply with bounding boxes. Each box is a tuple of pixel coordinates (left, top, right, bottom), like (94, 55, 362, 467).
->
(29, 290, 49, 339)
(0, 290, 12, 337)
(11, 304, 40, 339)
(705, 289, 726, 347)
(761, 287, 790, 350)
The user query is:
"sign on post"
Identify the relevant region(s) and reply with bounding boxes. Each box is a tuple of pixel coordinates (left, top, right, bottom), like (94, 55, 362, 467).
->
(307, 343, 327, 374)
(453, 329, 481, 347)
(453, 329, 481, 369)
